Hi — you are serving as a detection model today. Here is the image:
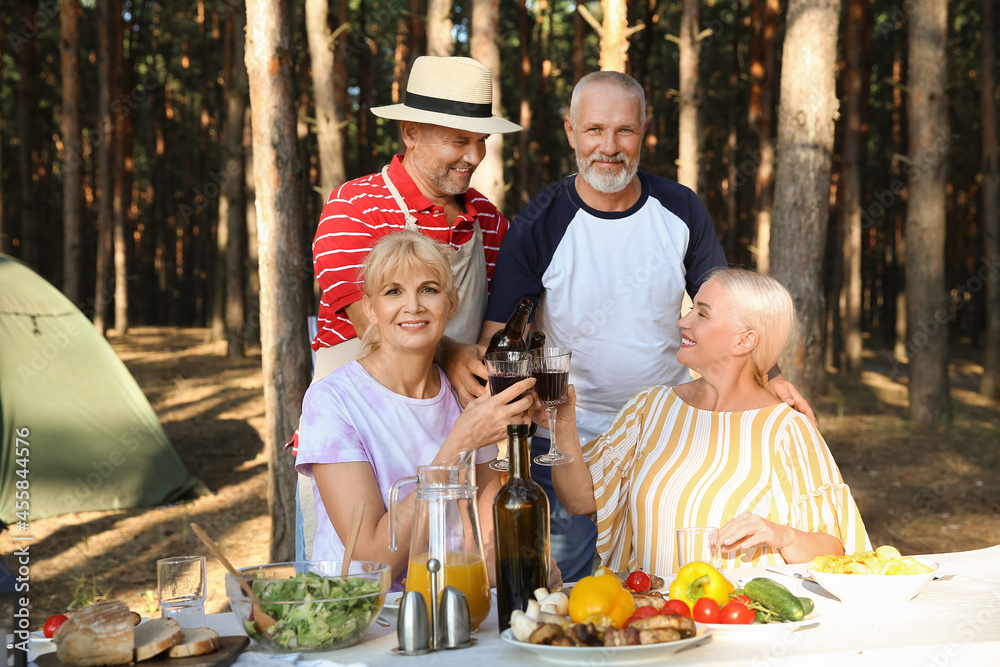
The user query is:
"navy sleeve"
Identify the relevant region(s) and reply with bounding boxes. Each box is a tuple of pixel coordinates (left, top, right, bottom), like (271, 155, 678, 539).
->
(680, 190, 727, 296)
(486, 179, 575, 323)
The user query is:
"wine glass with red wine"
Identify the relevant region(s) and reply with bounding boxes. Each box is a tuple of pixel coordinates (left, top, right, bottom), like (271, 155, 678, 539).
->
(484, 351, 531, 472)
(529, 347, 574, 466)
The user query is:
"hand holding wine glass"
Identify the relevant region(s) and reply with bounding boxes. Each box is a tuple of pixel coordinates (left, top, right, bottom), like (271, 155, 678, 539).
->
(529, 347, 574, 466)
(484, 351, 531, 471)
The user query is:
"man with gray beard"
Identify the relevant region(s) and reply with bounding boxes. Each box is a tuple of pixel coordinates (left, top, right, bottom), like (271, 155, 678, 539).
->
(443, 71, 814, 582)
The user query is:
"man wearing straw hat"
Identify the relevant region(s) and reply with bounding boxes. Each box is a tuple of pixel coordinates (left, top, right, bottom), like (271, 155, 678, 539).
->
(296, 56, 521, 560)
(309, 56, 522, 379)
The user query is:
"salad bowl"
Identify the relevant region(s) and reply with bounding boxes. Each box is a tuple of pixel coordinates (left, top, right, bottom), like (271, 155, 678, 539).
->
(225, 560, 391, 652)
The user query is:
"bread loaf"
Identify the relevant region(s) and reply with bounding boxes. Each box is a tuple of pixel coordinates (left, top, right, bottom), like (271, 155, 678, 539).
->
(166, 628, 220, 658)
(133, 618, 184, 661)
(53, 601, 135, 667)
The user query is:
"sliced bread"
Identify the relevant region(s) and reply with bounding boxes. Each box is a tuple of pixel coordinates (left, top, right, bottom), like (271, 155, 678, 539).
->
(133, 618, 184, 661)
(53, 601, 135, 667)
(166, 628, 221, 658)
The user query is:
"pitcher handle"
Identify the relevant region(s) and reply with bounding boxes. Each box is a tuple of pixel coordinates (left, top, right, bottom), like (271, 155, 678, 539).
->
(388, 475, 418, 552)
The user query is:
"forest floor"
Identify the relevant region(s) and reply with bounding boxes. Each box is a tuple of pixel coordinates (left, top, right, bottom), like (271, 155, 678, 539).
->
(4, 326, 999, 628)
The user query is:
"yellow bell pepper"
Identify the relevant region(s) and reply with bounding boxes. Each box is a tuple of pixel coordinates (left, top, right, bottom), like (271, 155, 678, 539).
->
(569, 575, 636, 628)
(668, 562, 734, 608)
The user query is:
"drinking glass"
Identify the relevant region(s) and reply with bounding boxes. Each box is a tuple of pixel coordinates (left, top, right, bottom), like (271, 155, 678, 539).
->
(676, 527, 722, 569)
(157, 555, 207, 627)
(484, 351, 531, 472)
(529, 347, 574, 466)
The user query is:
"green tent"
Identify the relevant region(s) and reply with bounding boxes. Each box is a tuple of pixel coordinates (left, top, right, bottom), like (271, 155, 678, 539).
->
(0, 255, 204, 523)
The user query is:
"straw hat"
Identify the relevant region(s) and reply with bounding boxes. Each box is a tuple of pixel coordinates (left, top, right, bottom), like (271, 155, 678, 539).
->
(371, 56, 522, 134)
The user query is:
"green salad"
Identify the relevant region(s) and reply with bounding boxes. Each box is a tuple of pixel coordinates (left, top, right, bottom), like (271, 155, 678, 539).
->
(242, 571, 383, 651)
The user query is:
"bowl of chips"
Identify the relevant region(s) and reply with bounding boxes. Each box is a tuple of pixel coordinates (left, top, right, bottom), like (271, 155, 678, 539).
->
(807, 545, 938, 604)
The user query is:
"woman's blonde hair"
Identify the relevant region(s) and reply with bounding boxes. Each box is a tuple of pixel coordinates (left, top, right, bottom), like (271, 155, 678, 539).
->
(707, 268, 797, 387)
(357, 231, 457, 354)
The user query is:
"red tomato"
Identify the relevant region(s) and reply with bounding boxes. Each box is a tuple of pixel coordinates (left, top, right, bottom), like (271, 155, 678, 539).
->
(720, 599, 757, 624)
(692, 597, 722, 624)
(43, 614, 69, 638)
(661, 599, 691, 618)
(624, 606, 660, 625)
(626, 570, 652, 592)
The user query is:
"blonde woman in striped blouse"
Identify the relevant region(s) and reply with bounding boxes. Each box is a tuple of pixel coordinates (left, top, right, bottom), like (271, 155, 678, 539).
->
(547, 268, 869, 574)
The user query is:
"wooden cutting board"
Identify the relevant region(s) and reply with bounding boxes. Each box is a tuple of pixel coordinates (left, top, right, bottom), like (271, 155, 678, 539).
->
(36, 636, 250, 667)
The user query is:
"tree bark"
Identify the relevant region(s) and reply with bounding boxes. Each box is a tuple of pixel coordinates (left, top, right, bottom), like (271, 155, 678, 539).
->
(840, 0, 870, 380)
(470, 0, 505, 212)
(17, 0, 41, 271)
(753, 0, 779, 273)
(723, 0, 740, 261)
(94, 0, 120, 333)
(677, 0, 701, 192)
(517, 0, 532, 206)
(220, 0, 249, 358)
(769, 0, 841, 404)
(245, 0, 312, 561)
(980, 0, 999, 398)
(427, 0, 453, 56)
(113, 8, 130, 334)
(306, 0, 346, 203)
(61, 0, 83, 304)
(600, 0, 629, 72)
(905, 0, 950, 426)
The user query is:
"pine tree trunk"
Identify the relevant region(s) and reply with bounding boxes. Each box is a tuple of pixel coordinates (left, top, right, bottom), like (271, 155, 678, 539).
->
(61, 0, 83, 304)
(306, 0, 346, 202)
(573, 3, 585, 84)
(600, 0, 628, 72)
(245, 0, 312, 561)
(427, 0, 453, 56)
(532, 1, 552, 187)
(980, 0, 999, 398)
(905, 0, 950, 426)
(470, 0, 505, 211)
(769, 0, 841, 404)
(222, 0, 249, 358)
(890, 28, 908, 359)
(840, 0, 870, 380)
(517, 0, 532, 206)
(677, 0, 700, 192)
(723, 0, 740, 261)
(753, 0, 778, 273)
(17, 0, 41, 271)
(94, 0, 120, 333)
(113, 9, 130, 334)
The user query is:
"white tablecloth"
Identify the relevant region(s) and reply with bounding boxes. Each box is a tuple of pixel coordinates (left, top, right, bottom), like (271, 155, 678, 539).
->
(203, 545, 1000, 666)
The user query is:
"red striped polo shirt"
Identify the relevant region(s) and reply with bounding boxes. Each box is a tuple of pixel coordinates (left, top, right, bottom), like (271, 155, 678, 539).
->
(311, 154, 510, 350)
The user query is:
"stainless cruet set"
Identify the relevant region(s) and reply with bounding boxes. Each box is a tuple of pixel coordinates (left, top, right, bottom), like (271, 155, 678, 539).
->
(396, 557, 474, 655)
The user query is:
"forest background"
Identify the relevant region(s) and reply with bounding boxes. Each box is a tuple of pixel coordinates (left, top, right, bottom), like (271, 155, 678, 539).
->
(1, 0, 998, 586)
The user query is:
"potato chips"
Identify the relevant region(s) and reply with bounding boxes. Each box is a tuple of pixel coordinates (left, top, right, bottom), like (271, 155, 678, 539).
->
(809, 545, 933, 576)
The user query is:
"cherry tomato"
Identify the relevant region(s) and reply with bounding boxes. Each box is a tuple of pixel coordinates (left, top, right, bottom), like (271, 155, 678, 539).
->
(624, 605, 660, 625)
(731, 594, 753, 607)
(661, 599, 691, 617)
(721, 599, 757, 624)
(43, 614, 69, 638)
(626, 570, 652, 592)
(693, 597, 722, 624)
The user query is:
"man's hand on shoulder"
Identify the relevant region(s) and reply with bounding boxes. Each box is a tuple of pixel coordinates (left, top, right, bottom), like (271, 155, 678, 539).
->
(438, 338, 488, 408)
(769, 372, 819, 429)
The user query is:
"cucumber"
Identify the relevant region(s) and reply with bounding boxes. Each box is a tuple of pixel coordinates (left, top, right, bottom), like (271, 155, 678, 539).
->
(744, 578, 805, 622)
(797, 596, 815, 616)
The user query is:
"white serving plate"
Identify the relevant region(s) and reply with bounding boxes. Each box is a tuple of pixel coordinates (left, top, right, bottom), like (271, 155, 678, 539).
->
(704, 612, 820, 640)
(807, 558, 939, 604)
(500, 625, 711, 665)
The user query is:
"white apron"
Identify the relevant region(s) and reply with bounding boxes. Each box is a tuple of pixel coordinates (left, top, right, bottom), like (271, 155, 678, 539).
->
(311, 165, 489, 382)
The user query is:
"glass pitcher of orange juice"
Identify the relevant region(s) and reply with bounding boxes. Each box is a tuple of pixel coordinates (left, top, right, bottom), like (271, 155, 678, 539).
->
(389, 455, 491, 631)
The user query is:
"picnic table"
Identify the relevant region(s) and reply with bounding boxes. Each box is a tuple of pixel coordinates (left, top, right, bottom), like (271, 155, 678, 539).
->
(199, 544, 1000, 666)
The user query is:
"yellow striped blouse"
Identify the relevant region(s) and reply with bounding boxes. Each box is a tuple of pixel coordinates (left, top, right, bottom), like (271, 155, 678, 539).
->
(583, 386, 870, 575)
